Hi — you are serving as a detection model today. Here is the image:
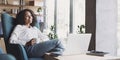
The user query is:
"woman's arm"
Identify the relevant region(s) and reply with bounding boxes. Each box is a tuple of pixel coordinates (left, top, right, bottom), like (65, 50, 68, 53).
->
(9, 25, 27, 45)
(34, 27, 49, 43)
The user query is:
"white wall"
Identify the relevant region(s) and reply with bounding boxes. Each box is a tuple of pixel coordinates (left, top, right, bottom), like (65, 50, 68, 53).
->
(117, 0, 120, 56)
(96, 0, 117, 56)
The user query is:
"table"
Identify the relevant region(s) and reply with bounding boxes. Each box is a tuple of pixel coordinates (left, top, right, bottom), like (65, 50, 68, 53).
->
(45, 54, 120, 60)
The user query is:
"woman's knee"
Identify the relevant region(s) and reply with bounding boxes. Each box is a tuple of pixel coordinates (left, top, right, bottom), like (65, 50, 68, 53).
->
(52, 40, 61, 45)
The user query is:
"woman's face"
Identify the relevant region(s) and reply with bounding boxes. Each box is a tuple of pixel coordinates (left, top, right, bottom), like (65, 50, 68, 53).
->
(24, 11, 33, 25)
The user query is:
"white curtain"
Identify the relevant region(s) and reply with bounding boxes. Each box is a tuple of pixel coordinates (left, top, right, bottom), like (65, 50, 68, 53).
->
(96, 0, 117, 56)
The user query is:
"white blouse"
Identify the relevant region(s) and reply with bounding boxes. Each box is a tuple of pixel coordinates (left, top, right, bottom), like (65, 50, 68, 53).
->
(9, 25, 49, 45)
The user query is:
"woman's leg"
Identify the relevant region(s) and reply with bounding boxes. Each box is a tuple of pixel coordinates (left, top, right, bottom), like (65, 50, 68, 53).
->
(25, 40, 64, 58)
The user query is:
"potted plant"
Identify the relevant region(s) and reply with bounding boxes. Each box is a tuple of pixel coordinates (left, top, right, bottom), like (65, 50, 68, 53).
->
(77, 24, 86, 34)
(37, 7, 42, 15)
(48, 25, 58, 39)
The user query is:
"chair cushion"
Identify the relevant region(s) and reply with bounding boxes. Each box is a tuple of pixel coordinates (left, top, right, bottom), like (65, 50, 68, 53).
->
(1, 13, 15, 42)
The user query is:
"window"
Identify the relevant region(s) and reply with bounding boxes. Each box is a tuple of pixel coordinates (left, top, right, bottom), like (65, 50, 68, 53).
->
(73, 0, 85, 33)
(56, 0, 70, 38)
(45, 0, 85, 39)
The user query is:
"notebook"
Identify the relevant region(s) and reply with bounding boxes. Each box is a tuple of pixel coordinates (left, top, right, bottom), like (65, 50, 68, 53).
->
(63, 33, 91, 55)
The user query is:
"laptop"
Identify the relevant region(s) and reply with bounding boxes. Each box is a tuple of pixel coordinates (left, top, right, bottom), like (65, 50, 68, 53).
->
(63, 33, 91, 55)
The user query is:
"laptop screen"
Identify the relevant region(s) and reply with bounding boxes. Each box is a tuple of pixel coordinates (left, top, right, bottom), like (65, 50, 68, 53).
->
(63, 33, 91, 55)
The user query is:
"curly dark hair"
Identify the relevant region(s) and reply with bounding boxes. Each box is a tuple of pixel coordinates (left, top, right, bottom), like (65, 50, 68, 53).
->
(15, 9, 37, 27)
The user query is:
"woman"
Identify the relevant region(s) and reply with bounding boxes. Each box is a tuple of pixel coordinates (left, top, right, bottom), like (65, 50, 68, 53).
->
(9, 9, 64, 58)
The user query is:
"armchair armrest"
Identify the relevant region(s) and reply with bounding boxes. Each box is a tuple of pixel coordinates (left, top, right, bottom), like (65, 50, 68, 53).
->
(7, 44, 28, 60)
(0, 54, 16, 60)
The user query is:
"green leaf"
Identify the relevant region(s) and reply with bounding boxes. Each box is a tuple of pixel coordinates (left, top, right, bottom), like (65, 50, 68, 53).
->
(37, 7, 42, 12)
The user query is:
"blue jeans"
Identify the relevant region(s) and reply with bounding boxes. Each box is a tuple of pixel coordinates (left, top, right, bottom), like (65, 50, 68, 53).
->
(25, 40, 64, 58)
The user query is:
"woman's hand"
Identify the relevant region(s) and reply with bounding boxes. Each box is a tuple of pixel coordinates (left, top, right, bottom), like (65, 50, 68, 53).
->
(25, 38, 36, 46)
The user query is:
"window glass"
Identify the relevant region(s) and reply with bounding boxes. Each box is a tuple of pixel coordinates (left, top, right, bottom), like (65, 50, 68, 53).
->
(44, 0, 55, 34)
(56, 0, 70, 38)
(73, 0, 85, 33)
(45, 0, 85, 39)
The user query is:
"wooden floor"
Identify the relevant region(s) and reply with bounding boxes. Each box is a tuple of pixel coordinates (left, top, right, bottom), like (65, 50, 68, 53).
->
(0, 38, 6, 53)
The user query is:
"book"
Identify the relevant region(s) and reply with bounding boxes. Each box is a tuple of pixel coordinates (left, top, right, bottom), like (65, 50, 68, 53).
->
(86, 50, 108, 56)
